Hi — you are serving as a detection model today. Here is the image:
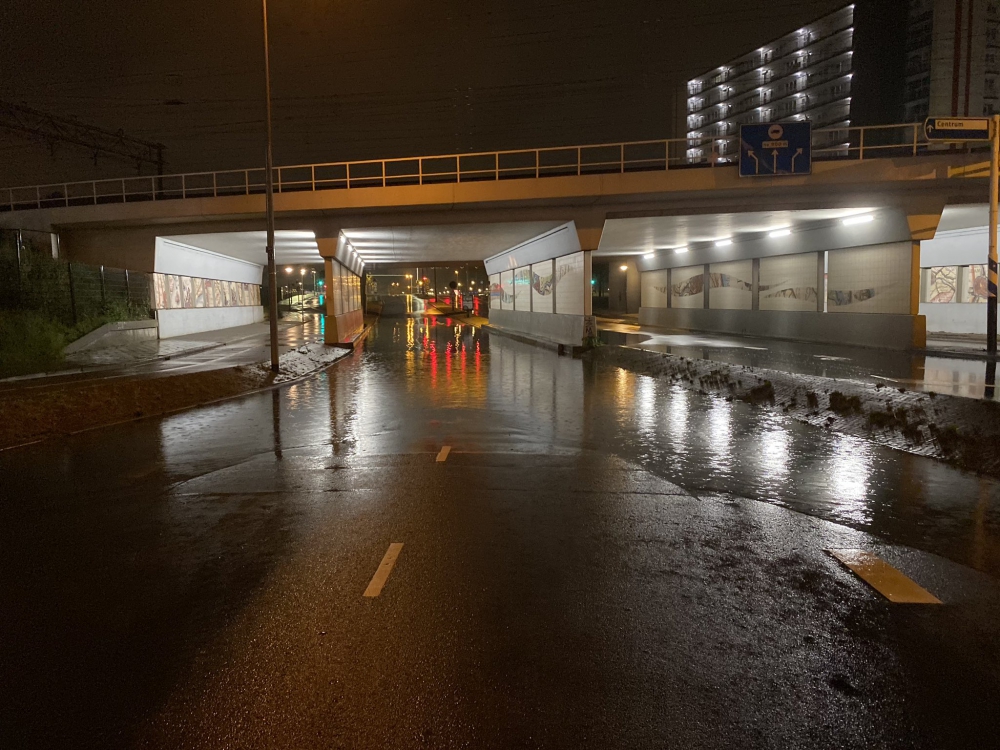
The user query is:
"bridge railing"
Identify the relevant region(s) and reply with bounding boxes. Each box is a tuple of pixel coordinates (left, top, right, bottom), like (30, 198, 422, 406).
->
(1, 123, 989, 213)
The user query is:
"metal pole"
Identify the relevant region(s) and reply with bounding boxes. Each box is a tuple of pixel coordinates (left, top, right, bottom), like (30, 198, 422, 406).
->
(263, 0, 280, 372)
(989, 115, 1000, 356)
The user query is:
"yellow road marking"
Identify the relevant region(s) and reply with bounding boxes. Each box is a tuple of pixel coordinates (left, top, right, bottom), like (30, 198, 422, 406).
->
(436, 445, 451, 462)
(364, 543, 404, 598)
(826, 549, 941, 604)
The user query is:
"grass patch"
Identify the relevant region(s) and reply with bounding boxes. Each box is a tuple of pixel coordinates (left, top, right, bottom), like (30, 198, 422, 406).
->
(0, 301, 149, 379)
(0, 311, 70, 378)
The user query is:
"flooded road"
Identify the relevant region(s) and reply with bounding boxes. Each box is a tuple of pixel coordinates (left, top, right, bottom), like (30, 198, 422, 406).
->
(2, 316, 999, 748)
(601, 325, 1000, 401)
(13, 315, 992, 574)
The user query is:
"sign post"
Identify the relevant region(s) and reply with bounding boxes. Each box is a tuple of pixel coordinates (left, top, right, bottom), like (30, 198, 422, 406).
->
(990, 115, 999, 355)
(739, 122, 812, 177)
(926, 116, 996, 354)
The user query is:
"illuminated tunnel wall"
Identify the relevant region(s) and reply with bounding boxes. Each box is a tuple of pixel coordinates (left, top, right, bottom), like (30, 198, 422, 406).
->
(485, 222, 595, 348)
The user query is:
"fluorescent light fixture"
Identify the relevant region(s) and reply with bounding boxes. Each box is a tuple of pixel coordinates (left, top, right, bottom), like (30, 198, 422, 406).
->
(842, 214, 874, 226)
(643, 253, 655, 259)
(278, 231, 316, 239)
(715, 238, 733, 247)
(769, 228, 792, 238)
(675, 246, 690, 254)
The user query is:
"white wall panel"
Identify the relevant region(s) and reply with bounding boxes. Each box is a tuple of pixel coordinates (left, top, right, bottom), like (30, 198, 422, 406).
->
(709, 260, 752, 310)
(759, 253, 819, 311)
(828, 242, 911, 314)
(500, 270, 514, 310)
(554, 252, 585, 315)
(155, 238, 262, 284)
(671, 265, 704, 309)
(490, 273, 501, 308)
(514, 267, 531, 311)
(641, 269, 670, 309)
(531, 261, 554, 313)
(157, 305, 264, 338)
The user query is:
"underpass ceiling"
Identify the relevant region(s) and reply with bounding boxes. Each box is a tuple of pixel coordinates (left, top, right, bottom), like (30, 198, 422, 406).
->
(596, 208, 877, 256)
(339, 222, 564, 265)
(161, 230, 321, 265)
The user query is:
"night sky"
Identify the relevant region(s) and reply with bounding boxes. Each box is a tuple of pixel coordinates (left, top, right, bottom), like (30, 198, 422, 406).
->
(1, 0, 845, 185)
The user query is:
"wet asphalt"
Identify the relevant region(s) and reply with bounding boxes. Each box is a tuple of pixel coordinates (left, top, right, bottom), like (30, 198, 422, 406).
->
(599, 323, 1000, 401)
(1, 315, 999, 748)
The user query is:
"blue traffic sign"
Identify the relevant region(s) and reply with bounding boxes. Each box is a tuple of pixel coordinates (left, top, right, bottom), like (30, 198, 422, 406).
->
(924, 117, 991, 142)
(740, 122, 812, 177)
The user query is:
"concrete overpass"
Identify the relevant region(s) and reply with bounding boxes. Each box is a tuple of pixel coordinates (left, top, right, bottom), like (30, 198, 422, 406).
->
(1, 123, 992, 347)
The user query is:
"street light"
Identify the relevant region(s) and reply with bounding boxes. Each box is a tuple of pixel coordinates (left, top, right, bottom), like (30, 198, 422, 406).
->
(263, 0, 279, 372)
(298, 268, 306, 317)
(620, 264, 629, 315)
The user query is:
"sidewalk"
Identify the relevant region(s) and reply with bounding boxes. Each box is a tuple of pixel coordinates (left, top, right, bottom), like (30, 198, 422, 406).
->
(0, 316, 315, 392)
(595, 316, 1000, 401)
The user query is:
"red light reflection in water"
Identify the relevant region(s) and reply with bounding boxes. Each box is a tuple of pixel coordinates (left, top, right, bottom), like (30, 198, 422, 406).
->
(429, 341, 438, 386)
(475, 340, 481, 373)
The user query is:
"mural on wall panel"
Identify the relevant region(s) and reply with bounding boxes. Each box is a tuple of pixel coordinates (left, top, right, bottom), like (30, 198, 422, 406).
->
(180, 276, 193, 308)
(759, 253, 818, 312)
(153, 274, 169, 310)
(554, 252, 584, 315)
(514, 267, 532, 311)
(334, 264, 344, 315)
(967, 265, 988, 303)
(708, 260, 752, 310)
(827, 243, 910, 314)
(193, 278, 205, 308)
(923, 266, 957, 303)
(640, 269, 669, 309)
(500, 270, 515, 309)
(490, 273, 502, 308)
(531, 262, 554, 313)
(151, 273, 261, 310)
(670, 265, 704, 309)
(167, 275, 182, 309)
(326, 261, 360, 314)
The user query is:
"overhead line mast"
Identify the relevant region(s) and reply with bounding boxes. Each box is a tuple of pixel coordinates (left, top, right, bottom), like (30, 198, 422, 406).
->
(0, 100, 165, 175)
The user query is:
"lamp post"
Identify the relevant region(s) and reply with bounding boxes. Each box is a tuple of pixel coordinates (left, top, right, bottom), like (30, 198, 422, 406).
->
(620, 264, 629, 314)
(262, 0, 279, 372)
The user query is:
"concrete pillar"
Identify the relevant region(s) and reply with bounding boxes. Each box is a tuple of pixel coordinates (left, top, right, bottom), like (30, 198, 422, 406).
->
(583, 251, 593, 316)
(324, 258, 337, 345)
(703, 265, 711, 309)
(751, 258, 760, 311)
(816, 252, 826, 313)
(909, 241, 921, 316)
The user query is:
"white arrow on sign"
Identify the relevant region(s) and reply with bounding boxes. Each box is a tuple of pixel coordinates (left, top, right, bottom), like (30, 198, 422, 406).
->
(791, 148, 803, 172)
(748, 149, 759, 174)
(772, 149, 779, 173)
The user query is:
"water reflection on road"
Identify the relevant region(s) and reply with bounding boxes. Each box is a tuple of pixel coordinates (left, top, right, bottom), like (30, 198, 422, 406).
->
(3, 316, 997, 577)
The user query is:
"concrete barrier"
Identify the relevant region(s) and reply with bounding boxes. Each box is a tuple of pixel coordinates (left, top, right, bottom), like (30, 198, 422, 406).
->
(637, 307, 927, 351)
(487, 308, 589, 348)
(63, 319, 159, 354)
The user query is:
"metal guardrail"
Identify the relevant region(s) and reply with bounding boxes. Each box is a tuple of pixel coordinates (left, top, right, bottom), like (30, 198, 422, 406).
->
(0, 123, 989, 213)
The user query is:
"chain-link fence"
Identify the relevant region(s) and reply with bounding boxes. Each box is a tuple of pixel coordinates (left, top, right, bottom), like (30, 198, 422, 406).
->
(0, 228, 153, 327)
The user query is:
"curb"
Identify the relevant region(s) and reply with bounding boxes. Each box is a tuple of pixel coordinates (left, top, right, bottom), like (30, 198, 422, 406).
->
(482, 324, 590, 357)
(0, 346, 356, 453)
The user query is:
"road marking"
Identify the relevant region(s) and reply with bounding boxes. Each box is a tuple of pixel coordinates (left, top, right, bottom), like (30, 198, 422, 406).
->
(436, 445, 451, 462)
(364, 543, 404, 598)
(826, 549, 942, 604)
